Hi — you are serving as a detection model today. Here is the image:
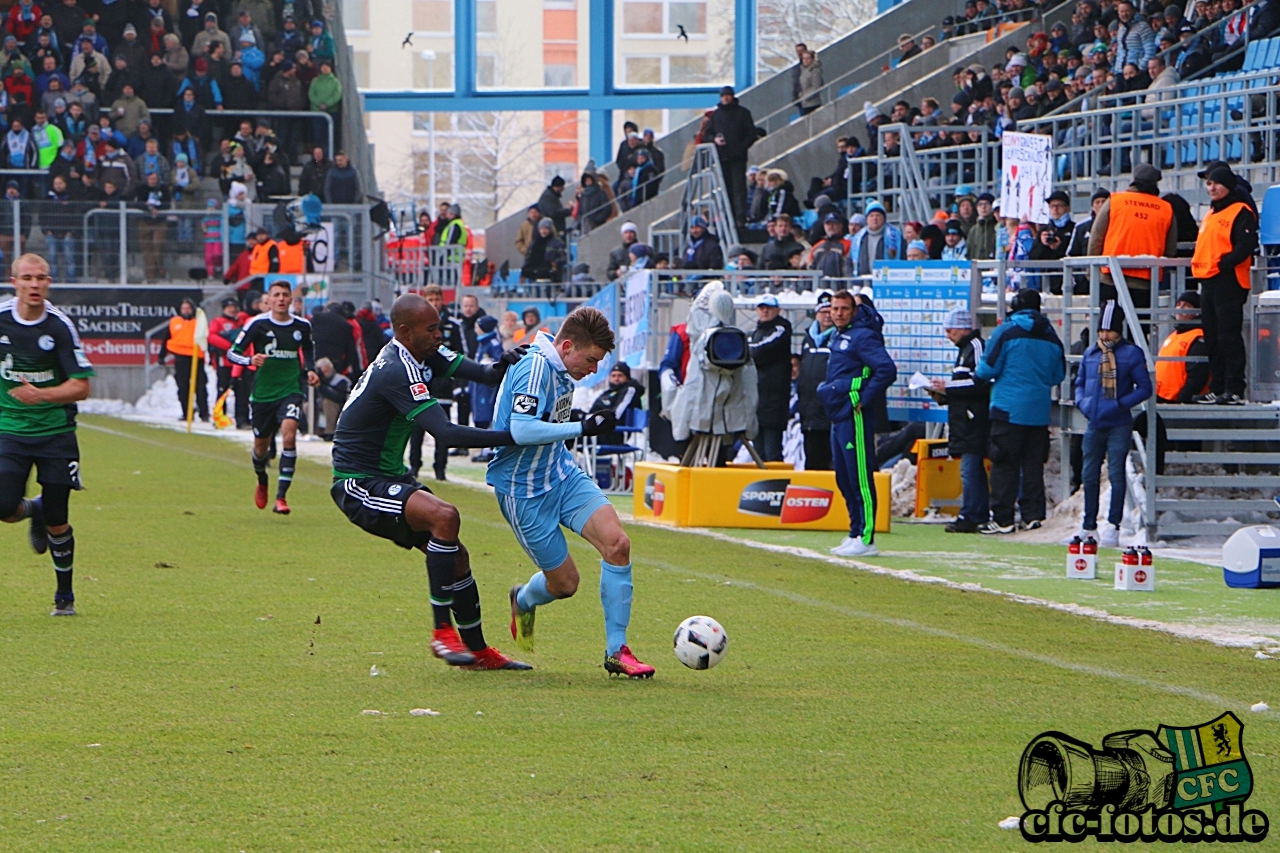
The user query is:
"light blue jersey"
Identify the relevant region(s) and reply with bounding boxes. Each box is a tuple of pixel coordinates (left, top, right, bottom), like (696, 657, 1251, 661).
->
(487, 332, 579, 498)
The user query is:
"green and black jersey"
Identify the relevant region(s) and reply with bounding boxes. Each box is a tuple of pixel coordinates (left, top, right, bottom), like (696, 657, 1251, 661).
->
(331, 340, 464, 478)
(0, 298, 95, 437)
(227, 313, 315, 403)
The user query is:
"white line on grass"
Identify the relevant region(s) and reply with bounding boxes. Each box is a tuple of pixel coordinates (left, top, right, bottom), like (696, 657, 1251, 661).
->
(635, 555, 1267, 717)
(633, 522, 1280, 653)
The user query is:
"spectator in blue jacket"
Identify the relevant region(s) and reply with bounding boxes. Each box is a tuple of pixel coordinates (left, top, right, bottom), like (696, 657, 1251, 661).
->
(1073, 301, 1152, 546)
(818, 290, 898, 557)
(468, 315, 504, 463)
(975, 288, 1066, 534)
(848, 201, 903, 276)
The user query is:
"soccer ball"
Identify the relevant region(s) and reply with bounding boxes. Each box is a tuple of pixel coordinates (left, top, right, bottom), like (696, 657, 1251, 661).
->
(673, 616, 728, 670)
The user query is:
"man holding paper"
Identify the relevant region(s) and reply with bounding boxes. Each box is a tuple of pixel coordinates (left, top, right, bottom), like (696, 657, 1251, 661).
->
(928, 309, 990, 533)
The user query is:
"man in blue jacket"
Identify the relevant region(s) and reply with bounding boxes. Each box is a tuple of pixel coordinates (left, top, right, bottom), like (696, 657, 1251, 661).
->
(818, 290, 898, 557)
(1073, 301, 1152, 546)
(975, 289, 1066, 534)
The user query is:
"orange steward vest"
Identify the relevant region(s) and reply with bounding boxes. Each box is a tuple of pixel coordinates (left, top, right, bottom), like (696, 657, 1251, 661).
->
(1102, 191, 1173, 281)
(1156, 327, 1206, 401)
(167, 315, 197, 357)
(249, 240, 277, 275)
(1191, 201, 1251, 289)
(277, 240, 306, 274)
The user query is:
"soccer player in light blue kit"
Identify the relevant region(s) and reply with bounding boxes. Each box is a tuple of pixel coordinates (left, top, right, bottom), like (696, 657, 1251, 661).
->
(490, 307, 656, 678)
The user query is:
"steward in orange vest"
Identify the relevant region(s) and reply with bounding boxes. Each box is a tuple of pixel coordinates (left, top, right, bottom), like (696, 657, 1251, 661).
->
(1190, 166, 1258, 403)
(249, 228, 280, 276)
(1155, 291, 1211, 403)
(276, 229, 308, 274)
(1086, 164, 1177, 305)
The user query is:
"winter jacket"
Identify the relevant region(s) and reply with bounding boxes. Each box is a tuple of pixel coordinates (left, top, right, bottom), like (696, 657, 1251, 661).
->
(468, 328, 504, 425)
(848, 224, 904, 275)
(308, 71, 341, 114)
(678, 231, 724, 270)
(702, 97, 756, 165)
(943, 329, 989, 456)
(1113, 18, 1157, 73)
(810, 236, 848, 278)
(1073, 337, 1152, 428)
(760, 235, 802, 271)
(966, 213, 1000, 261)
(975, 309, 1065, 427)
(750, 315, 794, 430)
(607, 241, 635, 279)
(817, 301, 898, 424)
(323, 164, 360, 204)
(797, 321, 834, 432)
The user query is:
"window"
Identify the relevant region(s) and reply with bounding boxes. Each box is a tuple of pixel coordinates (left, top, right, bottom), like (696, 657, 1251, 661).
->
(622, 55, 708, 86)
(352, 50, 370, 88)
(412, 51, 453, 90)
(669, 55, 707, 84)
(342, 0, 369, 31)
(625, 56, 662, 85)
(413, 0, 452, 34)
(622, 0, 705, 36)
(544, 64, 576, 87)
(476, 0, 497, 35)
(623, 2, 664, 34)
(476, 53, 496, 88)
(668, 2, 706, 35)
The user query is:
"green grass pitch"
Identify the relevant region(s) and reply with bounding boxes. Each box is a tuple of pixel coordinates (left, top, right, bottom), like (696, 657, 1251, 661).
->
(1, 415, 1277, 851)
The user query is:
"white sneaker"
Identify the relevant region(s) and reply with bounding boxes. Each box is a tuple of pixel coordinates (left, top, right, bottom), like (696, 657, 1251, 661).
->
(1060, 529, 1087, 545)
(829, 536, 856, 554)
(832, 538, 879, 558)
(1098, 524, 1120, 548)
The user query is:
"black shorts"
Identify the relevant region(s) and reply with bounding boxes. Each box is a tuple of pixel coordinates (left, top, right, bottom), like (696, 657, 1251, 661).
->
(331, 475, 432, 550)
(0, 432, 82, 489)
(250, 394, 304, 439)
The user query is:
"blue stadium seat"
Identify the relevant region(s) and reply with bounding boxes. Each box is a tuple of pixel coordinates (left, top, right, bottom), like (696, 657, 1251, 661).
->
(1243, 38, 1263, 71)
(1266, 37, 1280, 69)
(839, 84, 855, 98)
(1260, 186, 1280, 246)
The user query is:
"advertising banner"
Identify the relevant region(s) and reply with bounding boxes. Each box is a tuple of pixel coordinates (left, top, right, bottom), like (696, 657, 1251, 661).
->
(577, 282, 618, 389)
(1000, 131, 1053, 224)
(0, 285, 203, 365)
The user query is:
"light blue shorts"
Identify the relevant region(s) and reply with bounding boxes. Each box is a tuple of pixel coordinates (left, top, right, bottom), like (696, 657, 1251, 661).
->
(496, 467, 612, 571)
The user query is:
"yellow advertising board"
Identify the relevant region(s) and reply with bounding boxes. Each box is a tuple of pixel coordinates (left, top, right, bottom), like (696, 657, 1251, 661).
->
(634, 462, 890, 533)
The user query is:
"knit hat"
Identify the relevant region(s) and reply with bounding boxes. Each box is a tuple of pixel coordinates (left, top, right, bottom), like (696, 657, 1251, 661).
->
(1091, 187, 1111, 202)
(977, 191, 995, 203)
(1099, 300, 1125, 333)
(1011, 288, 1041, 312)
(620, 221, 637, 235)
(537, 218, 554, 232)
(757, 294, 780, 307)
(690, 214, 709, 228)
(1205, 165, 1237, 190)
(908, 239, 928, 253)
(1175, 290, 1201, 308)
(816, 291, 833, 308)
(610, 362, 632, 378)
(943, 307, 973, 329)
(865, 201, 886, 216)
(850, 213, 867, 226)
(478, 315, 498, 333)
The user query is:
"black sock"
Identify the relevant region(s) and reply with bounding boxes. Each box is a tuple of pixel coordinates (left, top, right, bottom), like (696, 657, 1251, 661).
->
(49, 527, 74, 601)
(277, 450, 297, 499)
(252, 451, 268, 486)
(425, 539, 459, 630)
(450, 571, 486, 651)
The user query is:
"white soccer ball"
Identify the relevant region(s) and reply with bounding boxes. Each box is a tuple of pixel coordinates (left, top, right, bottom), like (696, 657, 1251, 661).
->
(673, 615, 728, 670)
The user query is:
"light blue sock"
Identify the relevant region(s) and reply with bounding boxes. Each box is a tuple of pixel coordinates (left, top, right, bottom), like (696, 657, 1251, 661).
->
(516, 571, 556, 612)
(599, 561, 633, 656)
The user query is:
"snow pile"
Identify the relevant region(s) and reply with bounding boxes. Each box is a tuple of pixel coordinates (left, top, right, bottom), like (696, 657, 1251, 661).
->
(890, 458, 916, 518)
(133, 376, 185, 419)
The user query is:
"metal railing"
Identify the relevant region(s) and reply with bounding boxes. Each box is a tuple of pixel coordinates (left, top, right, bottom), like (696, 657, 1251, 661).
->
(1021, 64, 1280, 199)
(840, 123, 998, 218)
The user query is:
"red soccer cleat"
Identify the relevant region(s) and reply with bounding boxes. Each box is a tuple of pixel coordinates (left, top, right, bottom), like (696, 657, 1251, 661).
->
(272, 498, 291, 515)
(254, 482, 268, 509)
(463, 646, 533, 670)
(430, 626, 476, 666)
(604, 645, 655, 679)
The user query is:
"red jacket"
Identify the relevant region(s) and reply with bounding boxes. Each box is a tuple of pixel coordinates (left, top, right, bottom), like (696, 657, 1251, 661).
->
(226, 248, 253, 287)
(7, 4, 41, 41)
(208, 313, 244, 368)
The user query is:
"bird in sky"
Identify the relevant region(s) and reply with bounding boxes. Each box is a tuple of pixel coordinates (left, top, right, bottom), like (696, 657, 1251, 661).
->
(402, 32, 413, 48)
(676, 24, 689, 41)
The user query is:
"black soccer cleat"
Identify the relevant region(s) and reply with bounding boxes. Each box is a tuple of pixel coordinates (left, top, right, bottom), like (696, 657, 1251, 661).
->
(27, 497, 47, 554)
(51, 597, 76, 617)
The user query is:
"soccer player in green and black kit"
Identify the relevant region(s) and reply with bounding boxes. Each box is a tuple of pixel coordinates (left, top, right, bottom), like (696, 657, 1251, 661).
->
(0, 254, 94, 616)
(227, 280, 320, 514)
(330, 293, 612, 670)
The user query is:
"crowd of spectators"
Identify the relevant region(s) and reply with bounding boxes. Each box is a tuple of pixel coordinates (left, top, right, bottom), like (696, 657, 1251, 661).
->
(0, 0, 352, 277)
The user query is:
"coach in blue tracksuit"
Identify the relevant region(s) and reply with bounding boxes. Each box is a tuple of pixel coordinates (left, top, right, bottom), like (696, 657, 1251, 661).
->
(818, 290, 897, 558)
(975, 289, 1066, 534)
(1073, 300, 1151, 546)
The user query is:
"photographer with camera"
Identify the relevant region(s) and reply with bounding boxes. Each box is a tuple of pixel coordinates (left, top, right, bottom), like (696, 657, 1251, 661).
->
(1029, 191, 1075, 294)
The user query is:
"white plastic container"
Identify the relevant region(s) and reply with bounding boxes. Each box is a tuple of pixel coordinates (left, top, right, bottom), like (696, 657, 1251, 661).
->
(1222, 525, 1280, 589)
(1114, 562, 1155, 591)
